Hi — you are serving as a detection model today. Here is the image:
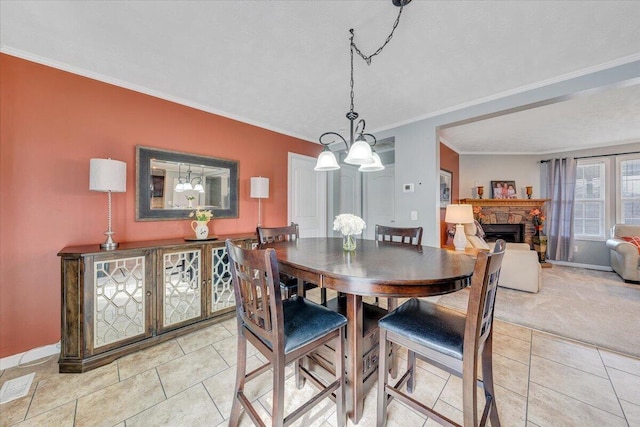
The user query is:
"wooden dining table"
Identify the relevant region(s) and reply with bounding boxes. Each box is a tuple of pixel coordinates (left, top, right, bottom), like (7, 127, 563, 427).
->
(262, 237, 476, 424)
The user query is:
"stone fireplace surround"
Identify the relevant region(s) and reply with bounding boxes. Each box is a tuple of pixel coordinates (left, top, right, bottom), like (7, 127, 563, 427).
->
(459, 199, 549, 246)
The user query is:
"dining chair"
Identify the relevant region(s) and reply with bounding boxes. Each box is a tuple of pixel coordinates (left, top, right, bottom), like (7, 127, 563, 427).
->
(377, 240, 506, 427)
(375, 224, 423, 247)
(226, 240, 347, 427)
(373, 224, 424, 308)
(257, 223, 326, 304)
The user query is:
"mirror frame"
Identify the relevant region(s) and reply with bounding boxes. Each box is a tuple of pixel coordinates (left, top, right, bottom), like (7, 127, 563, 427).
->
(136, 145, 239, 221)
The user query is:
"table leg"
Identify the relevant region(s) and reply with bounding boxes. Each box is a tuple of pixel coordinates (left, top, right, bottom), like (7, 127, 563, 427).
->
(345, 293, 364, 423)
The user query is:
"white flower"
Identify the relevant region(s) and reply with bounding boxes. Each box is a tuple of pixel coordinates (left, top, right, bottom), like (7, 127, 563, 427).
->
(333, 214, 366, 236)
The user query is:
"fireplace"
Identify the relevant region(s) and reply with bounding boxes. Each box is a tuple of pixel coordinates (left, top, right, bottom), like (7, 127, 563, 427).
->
(481, 223, 525, 243)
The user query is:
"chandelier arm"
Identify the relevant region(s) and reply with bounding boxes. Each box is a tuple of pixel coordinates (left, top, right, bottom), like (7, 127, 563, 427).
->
(362, 133, 378, 147)
(319, 132, 349, 151)
(355, 119, 366, 136)
(350, 3, 405, 66)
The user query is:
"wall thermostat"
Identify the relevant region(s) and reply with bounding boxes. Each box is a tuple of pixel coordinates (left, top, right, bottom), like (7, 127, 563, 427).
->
(403, 183, 414, 192)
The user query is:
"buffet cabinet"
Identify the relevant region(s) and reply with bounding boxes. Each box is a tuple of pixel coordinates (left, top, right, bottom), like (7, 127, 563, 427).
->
(58, 234, 254, 373)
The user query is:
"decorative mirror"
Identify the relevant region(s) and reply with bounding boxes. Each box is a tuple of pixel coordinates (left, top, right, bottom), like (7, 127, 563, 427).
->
(136, 146, 239, 221)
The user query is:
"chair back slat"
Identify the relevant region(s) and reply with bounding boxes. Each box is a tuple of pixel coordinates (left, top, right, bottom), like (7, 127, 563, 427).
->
(226, 240, 284, 349)
(375, 225, 423, 246)
(465, 239, 506, 354)
(257, 223, 299, 245)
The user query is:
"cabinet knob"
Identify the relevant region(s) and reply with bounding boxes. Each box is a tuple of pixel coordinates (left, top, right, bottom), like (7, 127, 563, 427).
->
(146, 291, 151, 296)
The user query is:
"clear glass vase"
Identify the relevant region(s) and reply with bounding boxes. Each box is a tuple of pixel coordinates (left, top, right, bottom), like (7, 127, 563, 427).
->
(343, 234, 357, 251)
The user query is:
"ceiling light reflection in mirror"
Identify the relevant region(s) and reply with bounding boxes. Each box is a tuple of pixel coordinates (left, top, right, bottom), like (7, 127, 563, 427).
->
(149, 159, 230, 211)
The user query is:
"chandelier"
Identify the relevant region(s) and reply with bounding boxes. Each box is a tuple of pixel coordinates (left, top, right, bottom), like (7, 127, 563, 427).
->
(314, 0, 411, 172)
(175, 164, 205, 193)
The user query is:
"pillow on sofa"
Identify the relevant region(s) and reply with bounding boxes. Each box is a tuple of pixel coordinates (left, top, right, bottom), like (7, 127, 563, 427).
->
(467, 235, 491, 250)
(621, 236, 640, 253)
(464, 221, 490, 250)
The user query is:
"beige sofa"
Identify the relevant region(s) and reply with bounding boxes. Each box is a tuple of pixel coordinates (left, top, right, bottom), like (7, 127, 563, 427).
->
(606, 224, 640, 282)
(464, 223, 541, 293)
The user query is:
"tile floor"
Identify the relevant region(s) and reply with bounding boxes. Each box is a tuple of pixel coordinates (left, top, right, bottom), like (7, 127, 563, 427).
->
(1, 295, 639, 427)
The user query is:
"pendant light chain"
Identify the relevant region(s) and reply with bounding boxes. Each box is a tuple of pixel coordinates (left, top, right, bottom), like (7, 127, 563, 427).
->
(350, 4, 405, 66)
(348, 3, 405, 114)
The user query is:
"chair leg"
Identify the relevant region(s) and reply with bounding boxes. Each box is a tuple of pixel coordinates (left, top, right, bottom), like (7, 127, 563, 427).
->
(377, 329, 390, 427)
(320, 288, 327, 305)
(272, 357, 286, 427)
(462, 354, 479, 427)
(406, 349, 416, 393)
(335, 328, 346, 427)
(230, 324, 247, 426)
(294, 358, 304, 389)
(482, 333, 501, 427)
(387, 298, 398, 379)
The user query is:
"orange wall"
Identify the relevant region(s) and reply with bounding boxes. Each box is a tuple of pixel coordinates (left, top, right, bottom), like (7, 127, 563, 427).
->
(0, 54, 321, 358)
(439, 142, 460, 246)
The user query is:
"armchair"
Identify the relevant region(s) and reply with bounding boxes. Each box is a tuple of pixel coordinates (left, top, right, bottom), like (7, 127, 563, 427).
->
(464, 222, 541, 293)
(606, 224, 640, 282)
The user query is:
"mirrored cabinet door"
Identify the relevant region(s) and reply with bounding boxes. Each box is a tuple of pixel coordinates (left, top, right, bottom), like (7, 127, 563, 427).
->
(160, 249, 203, 331)
(210, 245, 235, 315)
(92, 256, 148, 350)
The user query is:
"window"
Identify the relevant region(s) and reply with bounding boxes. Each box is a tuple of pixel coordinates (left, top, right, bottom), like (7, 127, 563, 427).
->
(617, 155, 640, 224)
(574, 160, 606, 240)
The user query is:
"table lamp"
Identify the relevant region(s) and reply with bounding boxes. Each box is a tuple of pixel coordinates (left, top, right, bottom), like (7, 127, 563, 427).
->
(250, 176, 269, 227)
(445, 204, 474, 251)
(90, 158, 127, 250)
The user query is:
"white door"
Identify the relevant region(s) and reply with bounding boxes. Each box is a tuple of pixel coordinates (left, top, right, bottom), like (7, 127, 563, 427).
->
(362, 165, 395, 240)
(288, 153, 327, 237)
(339, 165, 362, 217)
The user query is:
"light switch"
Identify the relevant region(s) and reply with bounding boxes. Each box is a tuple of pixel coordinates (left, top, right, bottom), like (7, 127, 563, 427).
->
(411, 211, 418, 221)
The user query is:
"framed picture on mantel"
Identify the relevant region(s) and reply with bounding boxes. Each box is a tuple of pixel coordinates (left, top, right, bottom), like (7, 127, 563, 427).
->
(491, 180, 517, 199)
(440, 169, 452, 208)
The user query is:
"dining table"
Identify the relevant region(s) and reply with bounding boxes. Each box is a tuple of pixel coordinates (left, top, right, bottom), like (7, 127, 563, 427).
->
(261, 237, 476, 424)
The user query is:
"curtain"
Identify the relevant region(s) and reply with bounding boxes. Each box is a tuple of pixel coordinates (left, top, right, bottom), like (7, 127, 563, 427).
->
(545, 158, 577, 261)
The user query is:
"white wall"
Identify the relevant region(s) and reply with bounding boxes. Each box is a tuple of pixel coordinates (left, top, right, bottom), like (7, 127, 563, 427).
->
(459, 155, 541, 200)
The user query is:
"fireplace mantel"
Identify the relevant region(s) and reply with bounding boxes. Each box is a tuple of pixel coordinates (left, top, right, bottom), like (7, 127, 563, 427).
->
(459, 198, 550, 246)
(459, 198, 549, 208)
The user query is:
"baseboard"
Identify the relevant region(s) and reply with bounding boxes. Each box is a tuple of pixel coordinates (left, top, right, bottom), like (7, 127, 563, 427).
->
(0, 342, 60, 371)
(546, 260, 613, 272)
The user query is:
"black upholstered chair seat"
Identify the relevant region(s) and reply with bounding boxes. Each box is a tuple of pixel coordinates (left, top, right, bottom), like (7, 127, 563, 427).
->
(256, 296, 347, 354)
(379, 298, 466, 360)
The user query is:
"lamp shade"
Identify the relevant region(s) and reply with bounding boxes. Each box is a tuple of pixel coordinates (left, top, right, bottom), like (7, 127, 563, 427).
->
(250, 177, 269, 199)
(358, 152, 385, 172)
(344, 139, 375, 165)
(89, 158, 126, 192)
(314, 150, 340, 171)
(445, 204, 473, 224)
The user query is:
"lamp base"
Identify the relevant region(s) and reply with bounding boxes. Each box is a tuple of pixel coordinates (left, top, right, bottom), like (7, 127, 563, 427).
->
(101, 231, 118, 250)
(452, 223, 467, 251)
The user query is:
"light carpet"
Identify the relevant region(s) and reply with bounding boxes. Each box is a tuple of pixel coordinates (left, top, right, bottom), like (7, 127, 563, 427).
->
(435, 264, 640, 358)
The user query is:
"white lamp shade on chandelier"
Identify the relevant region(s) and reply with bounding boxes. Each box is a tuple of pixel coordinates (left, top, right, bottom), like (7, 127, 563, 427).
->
(445, 204, 474, 251)
(314, 150, 341, 171)
(358, 152, 385, 172)
(344, 139, 375, 165)
(90, 158, 126, 192)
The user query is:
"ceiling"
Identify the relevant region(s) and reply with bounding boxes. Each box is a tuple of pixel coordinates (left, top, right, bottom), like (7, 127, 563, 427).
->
(2, 1, 640, 154)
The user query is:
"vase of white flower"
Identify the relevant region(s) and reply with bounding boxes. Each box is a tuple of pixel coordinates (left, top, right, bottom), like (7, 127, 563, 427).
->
(342, 234, 357, 251)
(333, 213, 366, 251)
